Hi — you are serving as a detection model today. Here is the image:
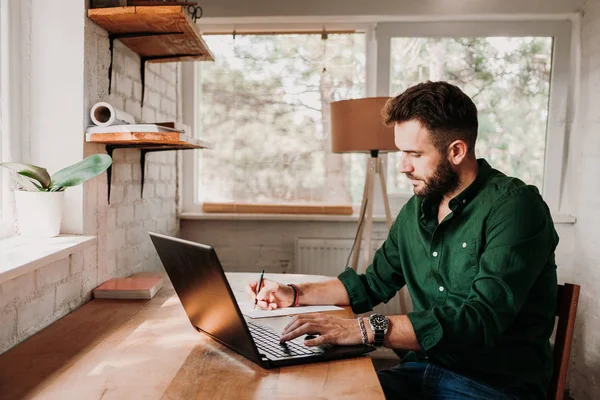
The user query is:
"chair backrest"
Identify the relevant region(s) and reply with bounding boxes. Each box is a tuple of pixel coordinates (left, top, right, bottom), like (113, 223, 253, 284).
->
(548, 283, 580, 400)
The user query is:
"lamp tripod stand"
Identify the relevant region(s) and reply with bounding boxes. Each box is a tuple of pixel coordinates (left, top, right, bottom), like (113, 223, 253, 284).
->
(330, 97, 406, 314)
(350, 150, 393, 273)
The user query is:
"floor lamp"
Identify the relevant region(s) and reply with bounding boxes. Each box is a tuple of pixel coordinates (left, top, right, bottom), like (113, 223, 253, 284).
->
(330, 97, 399, 274)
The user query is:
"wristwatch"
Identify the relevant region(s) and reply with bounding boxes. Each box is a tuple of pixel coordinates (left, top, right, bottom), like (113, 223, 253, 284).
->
(368, 314, 389, 347)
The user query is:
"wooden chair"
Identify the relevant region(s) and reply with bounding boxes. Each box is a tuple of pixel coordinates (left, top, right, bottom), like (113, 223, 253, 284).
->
(548, 283, 580, 400)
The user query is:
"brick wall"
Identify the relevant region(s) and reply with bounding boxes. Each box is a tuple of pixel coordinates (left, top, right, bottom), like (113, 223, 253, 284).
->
(180, 219, 390, 274)
(0, 246, 96, 354)
(0, 15, 181, 355)
(85, 18, 181, 284)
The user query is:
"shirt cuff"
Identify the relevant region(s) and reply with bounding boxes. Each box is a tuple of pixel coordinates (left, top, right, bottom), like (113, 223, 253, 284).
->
(337, 268, 373, 314)
(407, 310, 444, 352)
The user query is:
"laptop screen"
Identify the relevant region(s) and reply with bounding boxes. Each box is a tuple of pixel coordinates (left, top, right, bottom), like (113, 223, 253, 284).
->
(149, 232, 261, 364)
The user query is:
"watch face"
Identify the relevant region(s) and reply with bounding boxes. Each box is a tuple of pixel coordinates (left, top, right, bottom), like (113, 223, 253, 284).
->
(370, 314, 388, 330)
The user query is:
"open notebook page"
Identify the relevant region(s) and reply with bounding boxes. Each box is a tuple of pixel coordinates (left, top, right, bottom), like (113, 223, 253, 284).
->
(238, 302, 343, 319)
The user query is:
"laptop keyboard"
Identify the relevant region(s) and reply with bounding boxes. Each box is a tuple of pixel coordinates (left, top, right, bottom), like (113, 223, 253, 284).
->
(247, 321, 323, 359)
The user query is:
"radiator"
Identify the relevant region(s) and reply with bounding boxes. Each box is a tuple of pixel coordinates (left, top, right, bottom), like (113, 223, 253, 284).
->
(295, 238, 383, 277)
(294, 238, 411, 315)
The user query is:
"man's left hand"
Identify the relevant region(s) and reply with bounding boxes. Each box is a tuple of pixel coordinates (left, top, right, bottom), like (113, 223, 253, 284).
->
(279, 314, 363, 346)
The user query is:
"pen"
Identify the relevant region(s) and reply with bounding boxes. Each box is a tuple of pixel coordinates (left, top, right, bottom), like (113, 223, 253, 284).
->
(254, 269, 265, 310)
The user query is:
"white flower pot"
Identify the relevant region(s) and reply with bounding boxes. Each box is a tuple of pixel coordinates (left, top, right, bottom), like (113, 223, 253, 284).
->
(14, 191, 64, 238)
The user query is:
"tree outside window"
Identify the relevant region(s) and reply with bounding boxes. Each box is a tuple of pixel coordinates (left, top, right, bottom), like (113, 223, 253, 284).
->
(388, 37, 553, 195)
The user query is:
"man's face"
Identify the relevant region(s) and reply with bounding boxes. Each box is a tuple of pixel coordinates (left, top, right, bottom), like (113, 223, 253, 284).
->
(394, 120, 460, 199)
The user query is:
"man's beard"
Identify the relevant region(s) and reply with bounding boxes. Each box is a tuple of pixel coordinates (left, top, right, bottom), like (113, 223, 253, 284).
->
(407, 158, 460, 199)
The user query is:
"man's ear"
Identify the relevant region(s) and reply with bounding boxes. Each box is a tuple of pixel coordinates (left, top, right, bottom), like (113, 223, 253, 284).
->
(447, 140, 468, 166)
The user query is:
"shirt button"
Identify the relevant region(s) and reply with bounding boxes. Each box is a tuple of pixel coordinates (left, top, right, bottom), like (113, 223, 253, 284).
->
(462, 242, 467, 248)
(462, 199, 467, 204)
(432, 251, 438, 257)
(439, 286, 445, 292)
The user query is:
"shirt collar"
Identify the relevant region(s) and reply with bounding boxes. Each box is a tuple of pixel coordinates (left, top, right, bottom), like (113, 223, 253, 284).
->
(419, 158, 492, 217)
(448, 158, 492, 212)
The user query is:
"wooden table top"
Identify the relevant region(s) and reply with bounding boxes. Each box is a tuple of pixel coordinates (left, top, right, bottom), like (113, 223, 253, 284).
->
(0, 272, 384, 400)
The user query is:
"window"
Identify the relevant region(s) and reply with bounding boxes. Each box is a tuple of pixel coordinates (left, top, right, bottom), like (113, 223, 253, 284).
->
(193, 32, 366, 205)
(183, 21, 572, 215)
(377, 22, 572, 213)
(386, 36, 553, 195)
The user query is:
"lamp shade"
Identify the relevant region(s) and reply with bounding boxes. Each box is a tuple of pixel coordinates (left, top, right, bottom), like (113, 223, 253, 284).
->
(330, 97, 398, 153)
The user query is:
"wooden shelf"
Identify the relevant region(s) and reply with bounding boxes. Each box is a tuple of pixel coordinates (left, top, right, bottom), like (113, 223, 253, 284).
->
(85, 131, 212, 150)
(85, 130, 211, 204)
(88, 6, 214, 63)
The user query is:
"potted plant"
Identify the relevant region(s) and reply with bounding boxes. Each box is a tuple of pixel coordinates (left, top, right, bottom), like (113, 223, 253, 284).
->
(0, 154, 112, 238)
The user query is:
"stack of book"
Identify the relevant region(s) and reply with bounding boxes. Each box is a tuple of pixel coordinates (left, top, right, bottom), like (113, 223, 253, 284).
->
(85, 122, 190, 135)
(93, 272, 164, 300)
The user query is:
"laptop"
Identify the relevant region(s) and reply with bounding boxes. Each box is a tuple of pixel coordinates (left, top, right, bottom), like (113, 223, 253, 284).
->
(149, 232, 375, 369)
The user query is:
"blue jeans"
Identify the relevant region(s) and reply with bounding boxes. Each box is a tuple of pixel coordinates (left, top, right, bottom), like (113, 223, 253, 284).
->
(377, 362, 516, 399)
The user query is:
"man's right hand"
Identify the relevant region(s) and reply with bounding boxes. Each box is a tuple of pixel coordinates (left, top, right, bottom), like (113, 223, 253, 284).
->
(246, 278, 295, 310)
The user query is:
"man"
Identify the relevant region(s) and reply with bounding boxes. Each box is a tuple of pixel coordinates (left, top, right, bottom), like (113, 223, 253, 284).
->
(247, 81, 558, 399)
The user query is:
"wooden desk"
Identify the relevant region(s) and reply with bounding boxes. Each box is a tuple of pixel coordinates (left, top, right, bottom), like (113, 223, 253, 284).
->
(0, 273, 384, 399)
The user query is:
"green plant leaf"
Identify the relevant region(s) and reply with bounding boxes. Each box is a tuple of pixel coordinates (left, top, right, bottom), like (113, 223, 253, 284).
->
(50, 154, 112, 189)
(0, 162, 51, 189)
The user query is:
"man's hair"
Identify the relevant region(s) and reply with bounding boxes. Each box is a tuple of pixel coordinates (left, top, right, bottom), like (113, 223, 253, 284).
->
(383, 81, 478, 157)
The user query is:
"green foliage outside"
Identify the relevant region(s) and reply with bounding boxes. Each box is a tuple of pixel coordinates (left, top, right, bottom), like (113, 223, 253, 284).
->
(195, 34, 551, 204)
(387, 37, 552, 195)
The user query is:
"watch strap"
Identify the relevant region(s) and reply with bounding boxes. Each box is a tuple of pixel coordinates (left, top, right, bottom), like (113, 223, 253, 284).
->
(374, 330, 385, 346)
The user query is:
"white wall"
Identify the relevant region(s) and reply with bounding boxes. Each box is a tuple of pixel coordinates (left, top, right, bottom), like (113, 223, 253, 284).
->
(30, 0, 86, 234)
(561, 1, 600, 398)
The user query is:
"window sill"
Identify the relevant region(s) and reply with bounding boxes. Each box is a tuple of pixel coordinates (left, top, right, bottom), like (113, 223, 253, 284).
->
(180, 212, 577, 224)
(0, 235, 97, 284)
(180, 212, 387, 223)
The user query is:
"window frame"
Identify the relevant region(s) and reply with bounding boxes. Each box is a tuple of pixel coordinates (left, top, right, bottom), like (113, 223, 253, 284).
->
(0, 0, 13, 238)
(181, 22, 375, 213)
(375, 21, 573, 214)
(181, 19, 573, 216)
(0, 0, 26, 239)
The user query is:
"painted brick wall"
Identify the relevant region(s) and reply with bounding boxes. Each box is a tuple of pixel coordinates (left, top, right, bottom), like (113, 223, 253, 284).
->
(0, 246, 97, 354)
(180, 219, 389, 275)
(0, 14, 181, 355)
(84, 18, 181, 285)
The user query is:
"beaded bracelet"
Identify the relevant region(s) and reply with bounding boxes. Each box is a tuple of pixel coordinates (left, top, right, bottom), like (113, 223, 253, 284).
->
(287, 284, 300, 307)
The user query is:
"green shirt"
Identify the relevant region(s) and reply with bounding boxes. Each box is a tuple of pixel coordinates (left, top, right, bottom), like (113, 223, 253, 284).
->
(338, 159, 558, 399)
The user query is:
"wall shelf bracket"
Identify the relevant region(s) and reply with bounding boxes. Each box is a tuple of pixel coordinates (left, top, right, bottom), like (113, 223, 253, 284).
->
(104, 144, 180, 205)
(107, 31, 183, 102)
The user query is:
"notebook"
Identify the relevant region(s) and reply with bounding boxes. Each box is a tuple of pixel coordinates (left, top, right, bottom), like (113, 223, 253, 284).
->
(93, 272, 164, 300)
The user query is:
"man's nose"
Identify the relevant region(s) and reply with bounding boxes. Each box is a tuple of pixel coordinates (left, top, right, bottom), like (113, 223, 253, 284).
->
(398, 153, 413, 174)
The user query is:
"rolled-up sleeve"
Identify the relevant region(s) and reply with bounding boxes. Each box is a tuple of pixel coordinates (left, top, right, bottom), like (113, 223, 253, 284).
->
(407, 187, 558, 353)
(337, 216, 406, 314)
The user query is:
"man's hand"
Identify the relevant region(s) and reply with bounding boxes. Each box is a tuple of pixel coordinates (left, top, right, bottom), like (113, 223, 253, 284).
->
(246, 278, 295, 310)
(279, 314, 363, 347)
